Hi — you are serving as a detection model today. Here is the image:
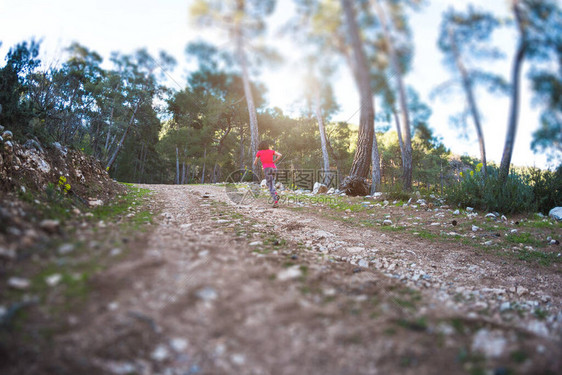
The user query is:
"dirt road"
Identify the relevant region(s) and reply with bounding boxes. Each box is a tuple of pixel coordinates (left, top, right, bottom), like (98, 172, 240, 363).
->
(11, 184, 561, 374)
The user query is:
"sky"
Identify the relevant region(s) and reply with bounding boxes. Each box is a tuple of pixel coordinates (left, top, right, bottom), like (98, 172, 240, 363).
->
(0, 0, 554, 169)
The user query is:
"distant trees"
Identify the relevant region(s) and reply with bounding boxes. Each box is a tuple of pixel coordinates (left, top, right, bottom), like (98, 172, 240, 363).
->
(500, 0, 562, 181)
(437, 6, 506, 179)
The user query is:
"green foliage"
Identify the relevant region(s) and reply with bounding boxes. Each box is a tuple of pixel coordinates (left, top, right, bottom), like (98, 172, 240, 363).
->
(527, 165, 562, 214)
(446, 165, 536, 214)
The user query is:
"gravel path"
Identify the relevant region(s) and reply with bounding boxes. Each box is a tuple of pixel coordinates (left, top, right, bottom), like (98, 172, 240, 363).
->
(33, 184, 561, 374)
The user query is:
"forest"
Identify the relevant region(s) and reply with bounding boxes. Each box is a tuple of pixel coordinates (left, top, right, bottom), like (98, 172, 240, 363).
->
(0, 0, 561, 213)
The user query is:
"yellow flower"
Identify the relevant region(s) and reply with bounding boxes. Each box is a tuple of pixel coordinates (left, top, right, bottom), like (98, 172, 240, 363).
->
(476, 163, 483, 172)
(460, 171, 464, 178)
(64, 184, 71, 192)
(470, 170, 474, 177)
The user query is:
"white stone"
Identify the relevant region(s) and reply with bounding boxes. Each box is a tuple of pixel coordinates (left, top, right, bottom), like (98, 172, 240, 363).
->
(528, 321, 549, 337)
(516, 286, 529, 296)
(231, 353, 246, 365)
(358, 259, 369, 268)
(58, 243, 75, 255)
(466, 207, 474, 212)
(170, 338, 188, 352)
(453, 209, 460, 215)
(0, 247, 16, 260)
(260, 179, 267, 188)
(8, 277, 30, 290)
(548, 207, 562, 221)
(472, 225, 479, 232)
(277, 265, 302, 281)
(471, 329, 506, 358)
(383, 219, 392, 226)
(151, 344, 169, 361)
(45, 274, 62, 286)
(346, 247, 364, 253)
(249, 241, 262, 246)
(196, 287, 218, 301)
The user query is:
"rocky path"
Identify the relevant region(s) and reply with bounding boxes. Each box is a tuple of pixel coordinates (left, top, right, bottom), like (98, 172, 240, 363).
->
(25, 184, 561, 374)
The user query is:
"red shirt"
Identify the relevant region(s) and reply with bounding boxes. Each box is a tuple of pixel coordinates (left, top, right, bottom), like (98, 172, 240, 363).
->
(256, 149, 276, 169)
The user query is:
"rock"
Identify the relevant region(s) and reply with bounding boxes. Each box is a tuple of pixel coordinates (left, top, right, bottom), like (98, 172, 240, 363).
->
(110, 248, 122, 256)
(485, 213, 497, 218)
(527, 321, 549, 337)
(58, 243, 75, 255)
(516, 286, 528, 296)
(45, 274, 62, 286)
(88, 199, 104, 207)
(260, 179, 267, 188)
(249, 241, 262, 246)
(275, 181, 285, 190)
(170, 338, 188, 352)
(2, 130, 13, 140)
(501, 215, 507, 221)
(453, 209, 460, 215)
(4, 140, 13, 152)
(548, 207, 562, 221)
(327, 187, 335, 194)
(472, 225, 479, 232)
(151, 344, 170, 361)
(313, 182, 328, 194)
(39, 219, 60, 234)
(471, 329, 506, 358)
(277, 265, 302, 281)
(23, 139, 43, 152)
(499, 301, 511, 311)
(231, 353, 246, 365)
(383, 219, 392, 226)
(358, 258, 369, 268)
(346, 246, 364, 253)
(484, 240, 493, 246)
(466, 207, 474, 212)
(8, 277, 31, 290)
(0, 246, 16, 260)
(196, 287, 218, 301)
(52, 142, 67, 157)
(550, 239, 559, 245)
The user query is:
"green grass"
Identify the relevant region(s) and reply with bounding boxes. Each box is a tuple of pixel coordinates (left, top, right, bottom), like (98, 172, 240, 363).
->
(505, 232, 544, 247)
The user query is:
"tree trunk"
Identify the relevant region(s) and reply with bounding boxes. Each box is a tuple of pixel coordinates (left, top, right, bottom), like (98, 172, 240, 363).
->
(448, 26, 488, 178)
(175, 147, 180, 185)
(234, 12, 259, 180)
(392, 107, 405, 168)
(239, 123, 245, 171)
(314, 91, 331, 184)
(201, 147, 207, 184)
(500, 0, 526, 183)
(374, 0, 412, 190)
(341, 0, 378, 182)
(106, 102, 141, 171)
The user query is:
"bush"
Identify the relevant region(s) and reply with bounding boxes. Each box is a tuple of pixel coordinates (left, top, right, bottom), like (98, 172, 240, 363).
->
(528, 165, 562, 214)
(446, 164, 535, 214)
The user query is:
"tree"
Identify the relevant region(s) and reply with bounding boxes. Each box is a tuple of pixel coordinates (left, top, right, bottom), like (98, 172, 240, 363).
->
(437, 6, 506, 179)
(500, 0, 561, 181)
(340, 0, 379, 186)
(190, 0, 276, 179)
(372, 0, 413, 190)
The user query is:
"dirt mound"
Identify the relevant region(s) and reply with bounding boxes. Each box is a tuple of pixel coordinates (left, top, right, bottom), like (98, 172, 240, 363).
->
(0, 129, 126, 252)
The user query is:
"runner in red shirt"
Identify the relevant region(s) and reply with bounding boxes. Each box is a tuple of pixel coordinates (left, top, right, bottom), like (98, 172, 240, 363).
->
(253, 141, 282, 207)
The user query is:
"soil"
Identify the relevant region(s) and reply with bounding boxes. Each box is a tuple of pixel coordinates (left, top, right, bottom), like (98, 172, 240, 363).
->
(1, 184, 561, 375)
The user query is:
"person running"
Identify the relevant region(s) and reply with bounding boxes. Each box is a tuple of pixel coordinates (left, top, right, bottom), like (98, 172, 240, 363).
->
(253, 141, 282, 208)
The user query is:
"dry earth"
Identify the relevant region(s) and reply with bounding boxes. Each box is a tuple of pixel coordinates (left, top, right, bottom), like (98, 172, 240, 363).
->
(3, 183, 562, 375)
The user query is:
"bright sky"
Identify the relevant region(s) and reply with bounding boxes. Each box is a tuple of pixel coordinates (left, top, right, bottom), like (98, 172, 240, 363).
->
(0, 0, 553, 169)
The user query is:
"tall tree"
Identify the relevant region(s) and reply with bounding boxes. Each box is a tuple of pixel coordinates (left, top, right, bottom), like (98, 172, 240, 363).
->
(190, 0, 276, 178)
(437, 6, 506, 179)
(340, 0, 379, 185)
(500, 0, 561, 181)
(372, 0, 413, 190)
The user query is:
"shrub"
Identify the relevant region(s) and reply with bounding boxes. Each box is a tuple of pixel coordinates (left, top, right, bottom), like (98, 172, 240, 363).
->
(528, 165, 562, 214)
(446, 165, 535, 214)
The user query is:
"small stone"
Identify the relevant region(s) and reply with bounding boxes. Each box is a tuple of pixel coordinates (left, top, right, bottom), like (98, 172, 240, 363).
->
(383, 219, 392, 226)
(516, 286, 528, 296)
(358, 259, 369, 268)
(170, 338, 188, 352)
(108, 302, 119, 311)
(231, 353, 246, 365)
(472, 225, 479, 232)
(45, 273, 62, 286)
(58, 243, 75, 255)
(277, 266, 302, 281)
(249, 241, 262, 246)
(485, 213, 497, 218)
(453, 209, 460, 215)
(346, 246, 364, 253)
(2, 130, 13, 140)
(8, 277, 30, 290)
(0, 247, 16, 260)
(40, 219, 60, 234)
(510, 229, 518, 233)
(196, 287, 218, 301)
(550, 239, 559, 245)
(484, 240, 493, 246)
(466, 207, 474, 212)
(500, 302, 511, 311)
(110, 248, 122, 256)
(527, 321, 549, 337)
(471, 329, 506, 358)
(151, 344, 170, 361)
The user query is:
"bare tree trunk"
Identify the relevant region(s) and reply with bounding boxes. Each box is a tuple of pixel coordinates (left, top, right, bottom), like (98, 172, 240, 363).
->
(234, 11, 259, 180)
(175, 147, 180, 185)
(392, 107, 405, 167)
(106, 102, 141, 171)
(500, 0, 526, 183)
(181, 162, 186, 184)
(448, 26, 488, 178)
(374, 0, 412, 190)
(201, 147, 207, 184)
(314, 91, 331, 184)
(341, 0, 378, 183)
(239, 123, 245, 171)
